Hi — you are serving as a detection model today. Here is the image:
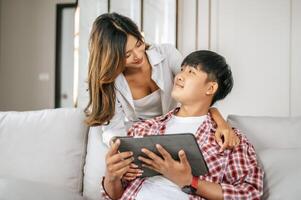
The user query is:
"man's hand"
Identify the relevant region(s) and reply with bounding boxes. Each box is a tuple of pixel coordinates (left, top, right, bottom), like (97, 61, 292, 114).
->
(105, 139, 134, 182)
(138, 144, 192, 187)
(215, 127, 240, 152)
(122, 163, 143, 181)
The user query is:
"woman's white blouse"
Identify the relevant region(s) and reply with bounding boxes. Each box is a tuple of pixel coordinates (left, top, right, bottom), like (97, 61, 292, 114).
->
(133, 89, 162, 120)
(102, 44, 183, 146)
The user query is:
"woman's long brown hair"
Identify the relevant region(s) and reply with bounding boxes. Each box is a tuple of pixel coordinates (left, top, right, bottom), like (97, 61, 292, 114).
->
(85, 13, 144, 126)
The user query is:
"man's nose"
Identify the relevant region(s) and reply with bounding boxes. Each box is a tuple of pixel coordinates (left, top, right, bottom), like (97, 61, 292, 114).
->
(177, 75, 183, 81)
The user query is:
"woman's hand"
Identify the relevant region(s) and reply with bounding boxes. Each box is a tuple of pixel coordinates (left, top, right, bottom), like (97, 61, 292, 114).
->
(215, 126, 240, 152)
(138, 144, 192, 188)
(122, 163, 143, 181)
(105, 139, 134, 182)
(209, 107, 240, 152)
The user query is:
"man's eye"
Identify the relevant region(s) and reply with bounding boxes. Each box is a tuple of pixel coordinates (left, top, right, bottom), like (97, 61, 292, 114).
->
(180, 68, 184, 71)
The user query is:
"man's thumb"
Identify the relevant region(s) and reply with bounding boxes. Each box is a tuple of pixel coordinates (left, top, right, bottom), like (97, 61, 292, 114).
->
(179, 150, 189, 165)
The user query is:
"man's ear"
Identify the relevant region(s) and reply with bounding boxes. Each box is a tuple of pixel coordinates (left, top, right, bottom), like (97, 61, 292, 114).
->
(206, 82, 218, 96)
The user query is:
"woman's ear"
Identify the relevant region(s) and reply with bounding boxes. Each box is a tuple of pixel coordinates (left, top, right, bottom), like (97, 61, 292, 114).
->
(206, 82, 218, 96)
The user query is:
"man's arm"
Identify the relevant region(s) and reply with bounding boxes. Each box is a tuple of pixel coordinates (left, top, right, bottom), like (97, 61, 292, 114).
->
(199, 131, 263, 200)
(101, 139, 134, 200)
(195, 180, 223, 200)
(103, 177, 124, 200)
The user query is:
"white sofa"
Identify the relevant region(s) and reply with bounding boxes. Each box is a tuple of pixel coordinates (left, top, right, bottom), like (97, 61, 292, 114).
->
(0, 108, 300, 200)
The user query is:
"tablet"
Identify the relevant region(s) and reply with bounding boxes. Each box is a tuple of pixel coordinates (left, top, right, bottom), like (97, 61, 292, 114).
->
(116, 133, 208, 177)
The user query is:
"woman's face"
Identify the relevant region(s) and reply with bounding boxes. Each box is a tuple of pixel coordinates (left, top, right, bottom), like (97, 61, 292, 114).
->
(125, 34, 146, 69)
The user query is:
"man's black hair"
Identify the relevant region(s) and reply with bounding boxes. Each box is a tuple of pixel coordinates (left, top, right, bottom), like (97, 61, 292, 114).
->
(181, 50, 234, 105)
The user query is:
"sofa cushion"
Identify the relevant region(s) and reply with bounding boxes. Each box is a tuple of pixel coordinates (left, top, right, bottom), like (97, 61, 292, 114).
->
(0, 177, 86, 200)
(0, 108, 88, 193)
(228, 115, 301, 200)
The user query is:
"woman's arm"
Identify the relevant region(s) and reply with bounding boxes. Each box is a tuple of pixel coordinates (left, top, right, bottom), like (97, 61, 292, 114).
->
(102, 99, 127, 147)
(209, 107, 240, 151)
(163, 44, 183, 76)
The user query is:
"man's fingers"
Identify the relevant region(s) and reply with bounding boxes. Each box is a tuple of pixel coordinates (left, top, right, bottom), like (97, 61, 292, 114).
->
(156, 144, 172, 160)
(124, 171, 142, 178)
(109, 157, 134, 172)
(113, 165, 131, 179)
(142, 164, 160, 173)
(123, 169, 143, 179)
(138, 156, 154, 166)
(130, 163, 139, 168)
(141, 148, 163, 163)
(179, 150, 189, 166)
(107, 151, 133, 165)
(127, 166, 140, 174)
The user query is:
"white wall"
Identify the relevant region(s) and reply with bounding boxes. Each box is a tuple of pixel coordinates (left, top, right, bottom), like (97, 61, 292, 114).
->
(169, 0, 301, 117)
(177, 0, 198, 57)
(0, 0, 75, 111)
(210, 0, 292, 117)
(76, 0, 301, 117)
(291, 0, 301, 117)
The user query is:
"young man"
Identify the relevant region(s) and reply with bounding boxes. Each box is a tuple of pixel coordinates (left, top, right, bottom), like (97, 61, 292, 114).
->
(102, 50, 264, 200)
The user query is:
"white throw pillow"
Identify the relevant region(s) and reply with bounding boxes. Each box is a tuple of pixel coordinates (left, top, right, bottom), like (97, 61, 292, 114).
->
(0, 108, 88, 193)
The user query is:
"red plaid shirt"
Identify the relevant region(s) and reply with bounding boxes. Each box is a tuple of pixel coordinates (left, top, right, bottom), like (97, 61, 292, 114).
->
(101, 108, 264, 200)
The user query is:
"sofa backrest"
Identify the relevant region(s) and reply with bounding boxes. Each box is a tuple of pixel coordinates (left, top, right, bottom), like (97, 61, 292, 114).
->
(0, 108, 88, 193)
(228, 115, 301, 200)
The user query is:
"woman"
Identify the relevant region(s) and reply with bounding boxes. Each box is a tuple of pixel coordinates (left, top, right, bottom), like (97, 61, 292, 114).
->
(85, 12, 239, 150)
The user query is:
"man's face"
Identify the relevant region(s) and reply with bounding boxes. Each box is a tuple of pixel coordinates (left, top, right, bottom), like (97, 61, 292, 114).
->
(171, 65, 217, 105)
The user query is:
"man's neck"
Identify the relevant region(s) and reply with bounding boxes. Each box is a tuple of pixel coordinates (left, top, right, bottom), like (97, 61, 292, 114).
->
(176, 102, 210, 117)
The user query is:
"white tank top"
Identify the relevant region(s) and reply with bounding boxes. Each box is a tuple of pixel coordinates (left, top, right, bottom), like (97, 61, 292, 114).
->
(133, 89, 162, 120)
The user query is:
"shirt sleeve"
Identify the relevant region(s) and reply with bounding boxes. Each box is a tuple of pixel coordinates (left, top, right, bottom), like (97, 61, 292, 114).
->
(161, 44, 183, 76)
(221, 129, 264, 200)
(102, 99, 127, 146)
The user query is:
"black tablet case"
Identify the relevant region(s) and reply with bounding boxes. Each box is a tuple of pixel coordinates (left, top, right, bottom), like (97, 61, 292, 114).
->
(117, 133, 208, 177)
